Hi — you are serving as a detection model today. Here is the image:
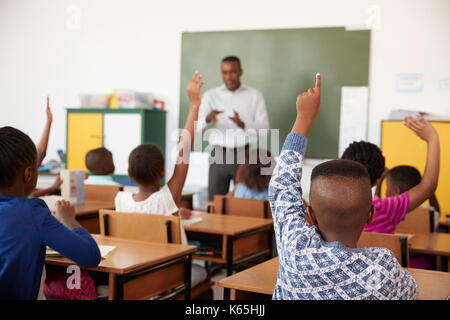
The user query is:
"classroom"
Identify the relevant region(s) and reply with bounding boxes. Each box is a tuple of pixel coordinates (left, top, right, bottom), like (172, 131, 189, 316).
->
(0, 0, 449, 303)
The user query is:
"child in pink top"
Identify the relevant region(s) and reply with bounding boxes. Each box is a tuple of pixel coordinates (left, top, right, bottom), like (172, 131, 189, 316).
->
(364, 192, 410, 234)
(342, 114, 440, 268)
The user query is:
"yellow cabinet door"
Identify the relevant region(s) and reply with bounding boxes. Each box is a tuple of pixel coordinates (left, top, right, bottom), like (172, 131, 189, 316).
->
(67, 113, 103, 171)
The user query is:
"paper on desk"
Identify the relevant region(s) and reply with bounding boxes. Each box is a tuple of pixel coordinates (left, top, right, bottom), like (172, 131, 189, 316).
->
(46, 245, 116, 259)
(181, 216, 202, 227)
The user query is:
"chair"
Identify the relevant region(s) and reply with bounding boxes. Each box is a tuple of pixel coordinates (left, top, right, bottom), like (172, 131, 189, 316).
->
(212, 195, 275, 269)
(357, 232, 410, 267)
(99, 209, 214, 300)
(395, 207, 435, 234)
(84, 184, 123, 203)
(213, 195, 272, 219)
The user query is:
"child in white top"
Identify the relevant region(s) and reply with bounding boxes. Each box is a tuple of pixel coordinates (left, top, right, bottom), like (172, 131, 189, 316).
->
(114, 72, 207, 286)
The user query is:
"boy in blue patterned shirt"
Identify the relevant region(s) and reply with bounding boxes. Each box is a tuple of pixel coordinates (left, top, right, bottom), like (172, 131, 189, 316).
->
(269, 73, 417, 300)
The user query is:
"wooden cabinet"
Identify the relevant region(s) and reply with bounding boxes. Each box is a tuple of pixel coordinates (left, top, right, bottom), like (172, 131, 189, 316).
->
(66, 108, 166, 184)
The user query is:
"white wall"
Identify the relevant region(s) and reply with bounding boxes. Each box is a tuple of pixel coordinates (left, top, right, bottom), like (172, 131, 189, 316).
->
(1, 0, 449, 191)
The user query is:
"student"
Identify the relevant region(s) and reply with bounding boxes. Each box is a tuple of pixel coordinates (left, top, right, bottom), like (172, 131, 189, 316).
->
(0, 126, 101, 299)
(84, 147, 120, 186)
(376, 165, 440, 269)
(32, 97, 63, 198)
(376, 165, 441, 217)
(341, 114, 440, 234)
(269, 73, 417, 300)
(228, 149, 274, 200)
(114, 72, 207, 286)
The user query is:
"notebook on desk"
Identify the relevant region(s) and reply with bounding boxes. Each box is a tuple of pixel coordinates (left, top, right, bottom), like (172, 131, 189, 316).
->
(181, 216, 202, 227)
(46, 245, 116, 259)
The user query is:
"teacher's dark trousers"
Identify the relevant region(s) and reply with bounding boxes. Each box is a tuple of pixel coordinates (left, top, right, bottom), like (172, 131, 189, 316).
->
(208, 144, 249, 201)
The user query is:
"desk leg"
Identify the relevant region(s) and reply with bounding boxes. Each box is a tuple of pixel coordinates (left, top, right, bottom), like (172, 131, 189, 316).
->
(226, 236, 234, 276)
(224, 236, 234, 300)
(442, 256, 449, 272)
(108, 273, 116, 300)
(115, 274, 124, 300)
(224, 288, 231, 300)
(185, 254, 192, 300)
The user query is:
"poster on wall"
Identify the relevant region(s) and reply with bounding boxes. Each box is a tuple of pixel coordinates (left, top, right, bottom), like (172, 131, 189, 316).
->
(396, 73, 424, 93)
(440, 78, 450, 91)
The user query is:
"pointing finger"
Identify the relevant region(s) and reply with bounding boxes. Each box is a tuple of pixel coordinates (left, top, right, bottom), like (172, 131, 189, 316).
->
(315, 73, 321, 90)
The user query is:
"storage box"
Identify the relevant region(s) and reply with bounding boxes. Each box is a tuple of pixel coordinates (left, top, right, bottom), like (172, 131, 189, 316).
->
(60, 170, 85, 205)
(79, 94, 110, 108)
(114, 89, 154, 109)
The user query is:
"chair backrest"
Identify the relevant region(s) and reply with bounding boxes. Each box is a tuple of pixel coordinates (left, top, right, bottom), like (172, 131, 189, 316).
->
(357, 232, 409, 267)
(395, 207, 434, 234)
(84, 184, 123, 203)
(213, 195, 272, 219)
(99, 209, 182, 244)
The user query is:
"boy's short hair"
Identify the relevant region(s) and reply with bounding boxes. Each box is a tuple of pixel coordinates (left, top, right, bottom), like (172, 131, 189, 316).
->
(236, 149, 274, 192)
(128, 143, 164, 186)
(311, 159, 370, 182)
(386, 165, 421, 193)
(0, 126, 37, 188)
(85, 147, 113, 175)
(341, 141, 385, 185)
(221, 55, 241, 69)
(310, 159, 373, 231)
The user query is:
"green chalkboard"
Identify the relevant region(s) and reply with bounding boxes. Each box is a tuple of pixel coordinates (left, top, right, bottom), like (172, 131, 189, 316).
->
(179, 27, 370, 158)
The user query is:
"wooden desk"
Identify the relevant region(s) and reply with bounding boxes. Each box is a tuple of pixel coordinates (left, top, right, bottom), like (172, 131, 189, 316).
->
(218, 257, 450, 300)
(74, 200, 115, 234)
(184, 212, 273, 299)
(406, 268, 450, 300)
(45, 235, 197, 300)
(409, 232, 450, 271)
(218, 257, 277, 300)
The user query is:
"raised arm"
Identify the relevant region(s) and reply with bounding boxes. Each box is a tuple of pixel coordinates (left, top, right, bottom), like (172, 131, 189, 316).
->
(403, 114, 440, 212)
(167, 71, 204, 206)
(32, 175, 63, 198)
(269, 74, 321, 236)
(36, 96, 53, 167)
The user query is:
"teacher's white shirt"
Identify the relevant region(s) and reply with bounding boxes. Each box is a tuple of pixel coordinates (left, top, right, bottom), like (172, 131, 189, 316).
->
(197, 84, 269, 149)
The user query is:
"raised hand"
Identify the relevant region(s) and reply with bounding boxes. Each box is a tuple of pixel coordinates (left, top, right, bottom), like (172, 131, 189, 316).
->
(292, 73, 322, 136)
(296, 73, 321, 120)
(186, 71, 204, 107)
(46, 96, 53, 124)
(229, 110, 245, 129)
(403, 113, 438, 142)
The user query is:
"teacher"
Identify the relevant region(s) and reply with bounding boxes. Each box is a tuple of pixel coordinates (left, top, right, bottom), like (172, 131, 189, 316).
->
(197, 56, 270, 200)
